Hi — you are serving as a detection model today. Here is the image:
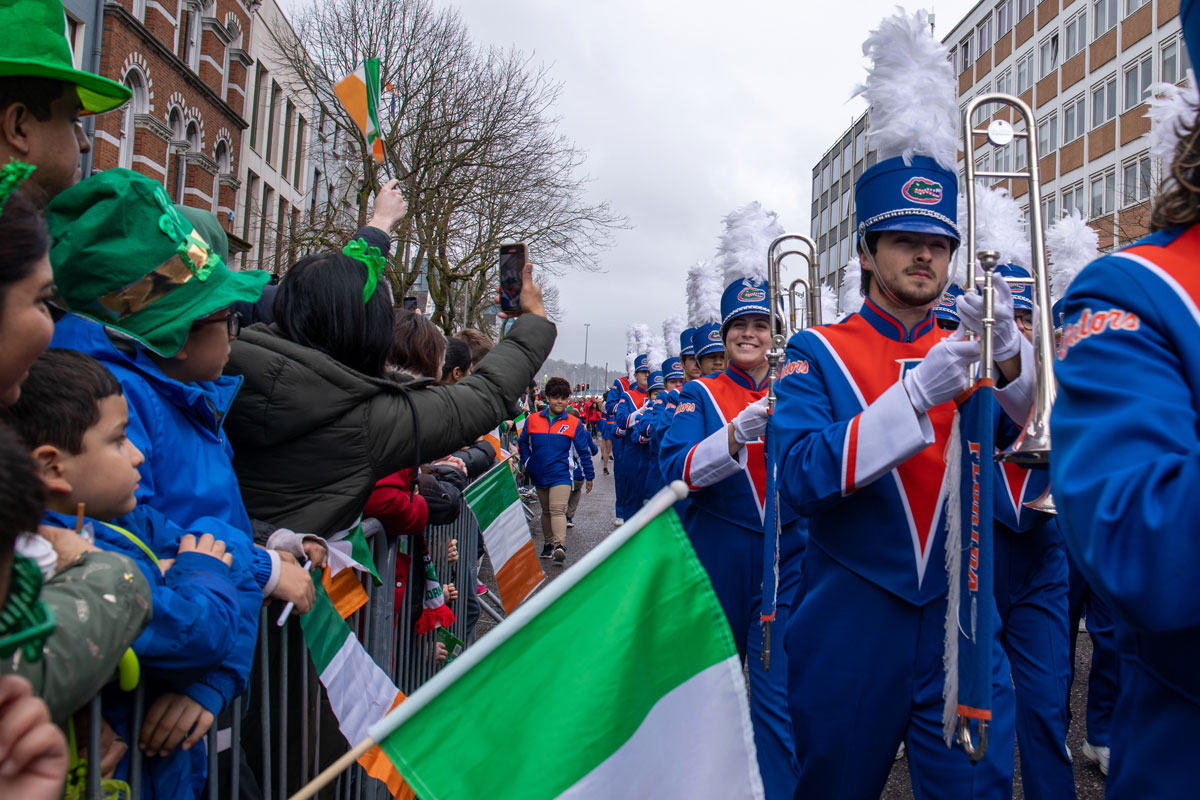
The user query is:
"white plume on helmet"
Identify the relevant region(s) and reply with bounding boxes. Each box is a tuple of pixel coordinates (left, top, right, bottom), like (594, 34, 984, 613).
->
(857, 8, 958, 171)
(1146, 70, 1198, 167)
(624, 325, 638, 380)
(839, 255, 863, 318)
(663, 314, 685, 358)
(647, 332, 666, 373)
(973, 184, 1031, 269)
(1046, 211, 1099, 303)
(717, 202, 784, 287)
(686, 258, 724, 327)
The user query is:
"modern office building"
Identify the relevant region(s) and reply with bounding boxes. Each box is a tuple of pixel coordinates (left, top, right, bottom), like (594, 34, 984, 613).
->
(811, 0, 1186, 303)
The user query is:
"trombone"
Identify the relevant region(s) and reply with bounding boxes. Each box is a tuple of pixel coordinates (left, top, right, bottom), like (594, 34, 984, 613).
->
(962, 92, 1055, 469)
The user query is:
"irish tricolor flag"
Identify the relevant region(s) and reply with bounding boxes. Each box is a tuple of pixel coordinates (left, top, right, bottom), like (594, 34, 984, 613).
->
(465, 459, 544, 614)
(367, 484, 764, 799)
(334, 57, 385, 162)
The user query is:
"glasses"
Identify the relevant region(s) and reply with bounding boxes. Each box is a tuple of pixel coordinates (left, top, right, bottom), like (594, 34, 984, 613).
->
(193, 310, 243, 337)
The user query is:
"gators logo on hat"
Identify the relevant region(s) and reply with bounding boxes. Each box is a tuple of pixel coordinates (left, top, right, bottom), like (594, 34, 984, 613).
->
(708, 329, 722, 342)
(737, 285, 767, 302)
(901, 177, 943, 205)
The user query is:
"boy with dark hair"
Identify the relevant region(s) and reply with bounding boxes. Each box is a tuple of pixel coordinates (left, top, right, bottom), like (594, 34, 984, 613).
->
(454, 327, 494, 369)
(518, 377, 593, 562)
(2, 349, 243, 799)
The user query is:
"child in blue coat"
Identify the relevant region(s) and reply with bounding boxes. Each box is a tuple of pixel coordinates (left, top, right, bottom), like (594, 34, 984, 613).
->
(3, 349, 243, 799)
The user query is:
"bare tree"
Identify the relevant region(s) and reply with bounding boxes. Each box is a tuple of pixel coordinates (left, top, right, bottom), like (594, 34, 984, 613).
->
(267, 0, 625, 331)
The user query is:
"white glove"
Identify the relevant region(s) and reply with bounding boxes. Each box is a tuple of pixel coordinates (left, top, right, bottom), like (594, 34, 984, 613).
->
(731, 397, 769, 445)
(902, 328, 979, 414)
(956, 273, 1022, 361)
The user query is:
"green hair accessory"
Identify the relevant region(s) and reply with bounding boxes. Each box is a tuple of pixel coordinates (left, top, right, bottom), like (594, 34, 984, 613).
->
(0, 555, 55, 662)
(0, 160, 36, 215)
(343, 238, 387, 304)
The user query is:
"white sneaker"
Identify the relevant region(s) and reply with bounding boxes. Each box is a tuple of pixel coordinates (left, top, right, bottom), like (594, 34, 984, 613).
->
(894, 742, 906, 761)
(613, 517, 624, 527)
(1082, 741, 1110, 776)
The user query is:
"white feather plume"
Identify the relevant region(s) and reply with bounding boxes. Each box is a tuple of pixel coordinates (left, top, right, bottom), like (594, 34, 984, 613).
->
(820, 283, 839, 325)
(717, 201, 784, 286)
(647, 332, 666, 372)
(839, 255, 863, 317)
(624, 325, 637, 379)
(857, 8, 959, 170)
(662, 314, 685, 358)
(1146, 70, 1199, 166)
(1046, 211, 1099, 302)
(686, 258, 724, 326)
(973, 184, 1031, 269)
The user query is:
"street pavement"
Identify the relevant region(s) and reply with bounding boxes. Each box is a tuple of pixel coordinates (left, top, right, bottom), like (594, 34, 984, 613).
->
(480, 441, 1108, 798)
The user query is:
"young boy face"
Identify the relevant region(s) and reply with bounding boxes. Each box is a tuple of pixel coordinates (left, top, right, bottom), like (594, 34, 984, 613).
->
(546, 394, 570, 416)
(48, 394, 144, 520)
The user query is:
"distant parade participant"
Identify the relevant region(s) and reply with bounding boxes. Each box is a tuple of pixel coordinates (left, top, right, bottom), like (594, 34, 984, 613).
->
(1049, 18, 1200, 785)
(687, 257, 727, 377)
(773, 11, 1032, 797)
(608, 327, 650, 525)
(614, 332, 659, 511)
(661, 202, 806, 800)
(679, 316, 701, 381)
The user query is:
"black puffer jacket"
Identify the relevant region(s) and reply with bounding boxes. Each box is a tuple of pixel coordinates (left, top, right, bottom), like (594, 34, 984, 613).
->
(224, 313, 556, 535)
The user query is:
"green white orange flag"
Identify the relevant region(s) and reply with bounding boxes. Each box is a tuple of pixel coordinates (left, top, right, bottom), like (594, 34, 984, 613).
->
(464, 459, 543, 614)
(366, 484, 765, 799)
(300, 576, 412, 798)
(334, 58, 385, 162)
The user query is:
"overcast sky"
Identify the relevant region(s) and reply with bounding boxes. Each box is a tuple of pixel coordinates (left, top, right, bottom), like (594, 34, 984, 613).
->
(446, 0, 978, 373)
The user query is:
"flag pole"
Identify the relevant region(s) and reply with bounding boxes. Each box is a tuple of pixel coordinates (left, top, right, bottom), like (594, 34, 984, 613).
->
(288, 482, 689, 800)
(290, 736, 377, 800)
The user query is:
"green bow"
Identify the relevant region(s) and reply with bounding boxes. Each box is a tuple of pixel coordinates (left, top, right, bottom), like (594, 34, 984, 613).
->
(343, 238, 387, 304)
(0, 160, 36, 214)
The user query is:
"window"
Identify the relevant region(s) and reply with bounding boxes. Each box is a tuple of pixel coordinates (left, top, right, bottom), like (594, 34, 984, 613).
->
(1093, 0, 1117, 39)
(249, 64, 268, 152)
(265, 82, 281, 163)
(258, 185, 275, 271)
(995, 142, 1013, 174)
(275, 200, 288, 273)
(1063, 183, 1085, 216)
(1092, 77, 1117, 127)
(832, 149, 840, 180)
(1125, 0, 1150, 13)
(854, 129, 865, 162)
(822, 161, 831, 188)
(1040, 33, 1060, 79)
(820, 204, 830, 231)
(996, 0, 1013, 36)
(242, 171, 258, 255)
(842, 141, 852, 175)
(978, 16, 993, 54)
(1124, 53, 1153, 110)
(960, 35, 972, 72)
(65, 14, 85, 69)
(841, 188, 850, 220)
(1065, 11, 1087, 60)
(811, 212, 819, 237)
(1017, 51, 1034, 94)
(1015, 137, 1028, 170)
(1037, 112, 1059, 155)
(1017, 0, 1033, 20)
(831, 192, 840, 223)
(179, 3, 201, 72)
(118, 70, 148, 171)
(1090, 170, 1116, 216)
(1122, 153, 1152, 205)
(996, 67, 1013, 96)
(1063, 95, 1086, 142)
(1043, 193, 1058, 221)
(1163, 38, 1183, 85)
(281, 101, 295, 175)
(812, 176, 820, 202)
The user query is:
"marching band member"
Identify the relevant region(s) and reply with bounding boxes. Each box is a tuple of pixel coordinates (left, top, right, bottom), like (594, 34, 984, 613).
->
(1048, 36, 1200, 787)
(612, 333, 651, 522)
(773, 11, 1031, 797)
(606, 326, 649, 525)
(661, 202, 806, 800)
(686, 257, 727, 377)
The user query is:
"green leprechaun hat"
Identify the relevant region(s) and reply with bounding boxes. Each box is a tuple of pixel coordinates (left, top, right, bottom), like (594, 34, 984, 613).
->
(0, 0, 132, 114)
(45, 169, 270, 356)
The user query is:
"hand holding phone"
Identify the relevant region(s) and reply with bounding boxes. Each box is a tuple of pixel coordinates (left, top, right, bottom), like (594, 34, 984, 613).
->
(498, 243, 525, 314)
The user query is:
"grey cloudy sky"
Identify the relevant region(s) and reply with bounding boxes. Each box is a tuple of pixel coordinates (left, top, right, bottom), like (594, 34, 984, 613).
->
(449, 0, 978, 374)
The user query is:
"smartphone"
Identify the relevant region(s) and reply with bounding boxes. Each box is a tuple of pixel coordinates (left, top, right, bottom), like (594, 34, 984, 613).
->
(498, 243, 526, 313)
(403, 296, 418, 312)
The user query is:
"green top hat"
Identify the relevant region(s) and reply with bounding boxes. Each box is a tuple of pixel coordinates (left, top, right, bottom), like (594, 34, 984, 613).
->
(0, 0, 132, 114)
(46, 168, 269, 356)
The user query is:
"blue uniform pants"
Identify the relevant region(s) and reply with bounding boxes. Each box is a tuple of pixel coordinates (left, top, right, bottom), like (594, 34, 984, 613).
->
(686, 508, 805, 800)
(994, 523, 1075, 800)
(610, 435, 626, 519)
(1067, 553, 1119, 747)
(618, 440, 650, 519)
(788, 546, 1015, 800)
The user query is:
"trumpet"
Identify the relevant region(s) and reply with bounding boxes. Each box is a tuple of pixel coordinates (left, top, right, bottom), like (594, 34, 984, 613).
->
(962, 92, 1055, 469)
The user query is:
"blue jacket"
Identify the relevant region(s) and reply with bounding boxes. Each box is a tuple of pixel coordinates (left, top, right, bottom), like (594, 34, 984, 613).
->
(519, 409, 595, 488)
(45, 507, 239, 800)
(1052, 224, 1200, 704)
(773, 298, 1029, 606)
(570, 430, 599, 481)
(51, 314, 263, 716)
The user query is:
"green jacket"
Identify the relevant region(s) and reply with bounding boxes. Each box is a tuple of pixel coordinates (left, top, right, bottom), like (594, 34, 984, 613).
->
(225, 314, 556, 534)
(2, 550, 152, 723)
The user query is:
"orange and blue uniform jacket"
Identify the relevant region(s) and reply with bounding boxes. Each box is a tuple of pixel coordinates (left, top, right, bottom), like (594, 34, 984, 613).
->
(518, 408, 595, 489)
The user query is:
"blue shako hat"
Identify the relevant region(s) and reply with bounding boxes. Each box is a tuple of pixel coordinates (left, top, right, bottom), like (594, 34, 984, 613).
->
(680, 327, 696, 357)
(854, 155, 960, 246)
(662, 357, 683, 381)
(1051, 297, 1067, 330)
(933, 284, 963, 323)
(692, 322, 725, 357)
(1185, 0, 1199, 72)
(997, 264, 1034, 311)
(719, 277, 773, 337)
(647, 370, 664, 391)
(633, 353, 650, 373)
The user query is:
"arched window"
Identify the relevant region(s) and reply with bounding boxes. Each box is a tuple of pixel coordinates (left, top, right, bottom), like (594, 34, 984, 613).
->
(215, 140, 230, 174)
(118, 70, 148, 170)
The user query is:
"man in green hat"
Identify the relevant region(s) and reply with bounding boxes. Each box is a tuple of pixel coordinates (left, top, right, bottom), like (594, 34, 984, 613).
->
(0, 0, 132, 198)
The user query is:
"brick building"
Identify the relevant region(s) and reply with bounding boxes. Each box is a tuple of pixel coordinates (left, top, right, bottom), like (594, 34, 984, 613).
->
(90, 0, 254, 249)
(811, 0, 1187, 303)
